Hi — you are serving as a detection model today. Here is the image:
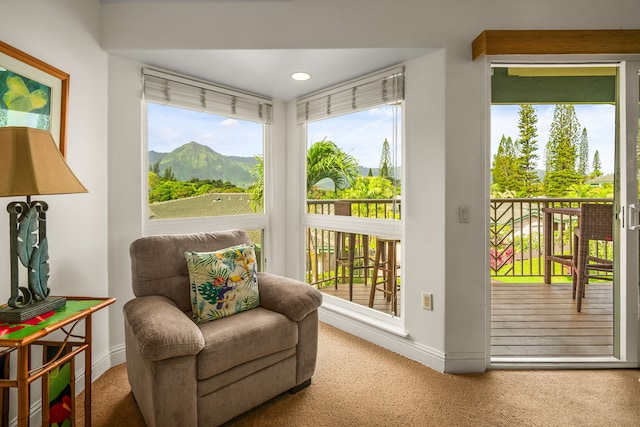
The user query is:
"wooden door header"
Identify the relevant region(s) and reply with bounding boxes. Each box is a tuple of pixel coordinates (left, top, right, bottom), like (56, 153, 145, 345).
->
(472, 30, 640, 60)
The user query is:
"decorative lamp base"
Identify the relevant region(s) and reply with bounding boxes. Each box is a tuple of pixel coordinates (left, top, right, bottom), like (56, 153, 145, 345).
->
(0, 296, 66, 323)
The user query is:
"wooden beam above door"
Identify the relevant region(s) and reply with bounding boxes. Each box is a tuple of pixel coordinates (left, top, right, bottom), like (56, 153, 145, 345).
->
(472, 30, 640, 60)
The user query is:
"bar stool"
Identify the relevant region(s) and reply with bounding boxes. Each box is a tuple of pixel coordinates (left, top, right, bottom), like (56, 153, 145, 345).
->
(334, 201, 369, 301)
(368, 236, 400, 315)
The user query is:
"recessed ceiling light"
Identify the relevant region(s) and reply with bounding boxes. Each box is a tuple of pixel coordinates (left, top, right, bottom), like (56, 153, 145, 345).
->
(291, 72, 311, 81)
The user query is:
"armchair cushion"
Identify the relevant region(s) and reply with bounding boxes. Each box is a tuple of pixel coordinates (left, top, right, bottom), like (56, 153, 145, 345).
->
(257, 272, 323, 321)
(196, 307, 298, 380)
(185, 244, 260, 323)
(123, 295, 205, 361)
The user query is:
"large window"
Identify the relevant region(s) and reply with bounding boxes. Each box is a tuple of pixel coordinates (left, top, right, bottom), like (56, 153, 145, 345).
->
(298, 67, 405, 317)
(144, 68, 271, 221)
(147, 104, 265, 219)
(142, 68, 272, 258)
(306, 106, 402, 219)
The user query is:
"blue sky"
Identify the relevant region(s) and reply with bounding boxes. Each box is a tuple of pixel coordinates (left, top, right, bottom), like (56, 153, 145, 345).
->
(148, 103, 263, 157)
(307, 106, 401, 169)
(149, 102, 615, 176)
(148, 103, 401, 170)
(491, 104, 616, 175)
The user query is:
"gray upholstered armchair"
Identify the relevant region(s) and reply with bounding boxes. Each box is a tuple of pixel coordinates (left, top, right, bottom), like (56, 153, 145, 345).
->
(123, 230, 322, 426)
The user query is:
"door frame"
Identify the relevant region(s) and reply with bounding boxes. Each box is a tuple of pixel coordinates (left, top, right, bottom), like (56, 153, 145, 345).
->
(485, 55, 640, 369)
(617, 60, 640, 363)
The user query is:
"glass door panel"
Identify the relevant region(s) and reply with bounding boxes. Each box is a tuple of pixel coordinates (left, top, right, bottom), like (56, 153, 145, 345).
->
(490, 64, 618, 360)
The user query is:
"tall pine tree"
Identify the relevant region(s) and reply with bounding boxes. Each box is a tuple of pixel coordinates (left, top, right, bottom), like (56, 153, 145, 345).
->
(577, 127, 589, 178)
(515, 104, 539, 196)
(379, 138, 392, 181)
(492, 135, 520, 194)
(591, 150, 602, 178)
(544, 104, 582, 196)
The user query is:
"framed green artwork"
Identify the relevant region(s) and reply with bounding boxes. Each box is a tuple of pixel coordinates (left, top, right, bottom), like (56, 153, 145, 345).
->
(0, 41, 69, 156)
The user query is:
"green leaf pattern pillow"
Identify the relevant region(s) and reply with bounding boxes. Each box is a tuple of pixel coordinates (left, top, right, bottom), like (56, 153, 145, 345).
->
(185, 244, 260, 323)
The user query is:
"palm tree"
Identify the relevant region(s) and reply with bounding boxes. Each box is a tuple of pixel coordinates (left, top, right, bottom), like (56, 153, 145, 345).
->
(249, 138, 360, 211)
(306, 138, 360, 193)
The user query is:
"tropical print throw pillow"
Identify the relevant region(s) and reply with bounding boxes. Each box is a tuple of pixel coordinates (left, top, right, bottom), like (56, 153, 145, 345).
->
(185, 244, 260, 323)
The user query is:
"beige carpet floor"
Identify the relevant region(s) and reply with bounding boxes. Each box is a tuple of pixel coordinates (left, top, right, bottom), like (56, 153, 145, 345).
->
(77, 322, 640, 426)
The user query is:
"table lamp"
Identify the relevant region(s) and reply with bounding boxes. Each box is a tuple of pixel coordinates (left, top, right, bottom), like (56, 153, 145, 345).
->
(0, 126, 87, 322)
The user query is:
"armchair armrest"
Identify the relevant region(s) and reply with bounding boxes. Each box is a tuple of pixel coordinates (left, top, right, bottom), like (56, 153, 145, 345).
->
(123, 295, 205, 361)
(257, 272, 323, 321)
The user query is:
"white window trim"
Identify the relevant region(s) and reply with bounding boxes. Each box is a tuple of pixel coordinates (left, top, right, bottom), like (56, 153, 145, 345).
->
(141, 69, 272, 244)
(298, 66, 406, 321)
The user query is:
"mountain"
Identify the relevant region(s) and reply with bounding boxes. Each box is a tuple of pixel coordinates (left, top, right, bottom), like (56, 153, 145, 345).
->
(360, 166, 379, 176)
(149, 150, 167, 165)
(154, 141, 257, 188)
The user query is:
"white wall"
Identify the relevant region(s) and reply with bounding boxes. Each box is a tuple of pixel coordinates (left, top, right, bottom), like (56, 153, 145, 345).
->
(107, 55, 145, 363)
(102, 0, 640, 373)
(0, 3, 634, 422)
(403, 50, 447, 356)
(0, 0, 110, 402)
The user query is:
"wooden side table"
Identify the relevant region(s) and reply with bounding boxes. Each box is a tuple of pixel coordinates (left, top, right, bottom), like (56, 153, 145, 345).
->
(0, 297, 115, 427)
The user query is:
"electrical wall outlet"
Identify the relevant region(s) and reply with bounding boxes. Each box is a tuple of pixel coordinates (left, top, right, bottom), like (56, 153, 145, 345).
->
(422, 292, 433, 310)
(459, 205, 470, 223)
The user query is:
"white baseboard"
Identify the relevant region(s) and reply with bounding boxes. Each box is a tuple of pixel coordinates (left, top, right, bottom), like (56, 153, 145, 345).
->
(319, 305, 448, 373)
(319, 305, 488, 374)
(109, 343, 127, 367)
(443, 351, 487, 373)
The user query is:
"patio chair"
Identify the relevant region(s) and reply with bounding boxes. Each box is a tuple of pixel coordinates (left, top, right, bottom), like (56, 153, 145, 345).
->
(334, 201, 369, 301)
(572, 203, 613, 312)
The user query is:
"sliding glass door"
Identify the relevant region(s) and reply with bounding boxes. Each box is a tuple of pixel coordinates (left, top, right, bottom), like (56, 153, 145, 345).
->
(489, 61, 639, 365)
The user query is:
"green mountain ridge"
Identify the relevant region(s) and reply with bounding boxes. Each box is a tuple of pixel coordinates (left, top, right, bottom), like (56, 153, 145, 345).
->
(152, 141, 257, 188)
(151, 142, 407, 190)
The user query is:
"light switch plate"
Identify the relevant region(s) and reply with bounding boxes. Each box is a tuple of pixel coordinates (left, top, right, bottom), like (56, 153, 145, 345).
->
(459, 205, 470, 223)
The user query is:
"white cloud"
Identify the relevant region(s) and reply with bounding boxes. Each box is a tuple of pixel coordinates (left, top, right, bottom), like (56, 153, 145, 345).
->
(221, 118, 239, 127)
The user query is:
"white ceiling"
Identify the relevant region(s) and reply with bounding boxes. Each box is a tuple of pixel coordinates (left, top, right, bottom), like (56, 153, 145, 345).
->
(111, 48, 432, 100)
(101, 0, 286, 2)
(101, 1, 432, 99)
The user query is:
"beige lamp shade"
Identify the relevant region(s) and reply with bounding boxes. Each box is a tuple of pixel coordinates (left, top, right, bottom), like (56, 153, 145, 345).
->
(0, 126, 87, 197)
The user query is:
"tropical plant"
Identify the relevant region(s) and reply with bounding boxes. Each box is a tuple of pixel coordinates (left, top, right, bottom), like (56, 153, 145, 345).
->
(248, 138, 360, 211)
(148, 172, 242, 203)
(249, 156, 263, 212)
(342, 176, 395, 200)
(306, 138, 360, 193)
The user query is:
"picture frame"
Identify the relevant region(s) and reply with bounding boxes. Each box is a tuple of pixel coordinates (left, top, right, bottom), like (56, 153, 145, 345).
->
(0, 41, 69, 157)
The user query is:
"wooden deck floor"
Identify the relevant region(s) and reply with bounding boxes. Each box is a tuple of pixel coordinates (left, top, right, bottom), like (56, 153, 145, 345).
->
(491, 282, 613, 358)
(320, 281, 613, 358)
(319, 281, 400, 316)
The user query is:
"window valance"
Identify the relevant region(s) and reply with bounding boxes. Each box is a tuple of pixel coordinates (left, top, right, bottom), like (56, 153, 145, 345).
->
(296, 66, 404, 123)
(143, 67, 273, 123)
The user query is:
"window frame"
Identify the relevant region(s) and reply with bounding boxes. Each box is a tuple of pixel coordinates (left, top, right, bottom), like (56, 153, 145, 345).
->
(141, 69, 272, 258)
(299, 69, 406, 323)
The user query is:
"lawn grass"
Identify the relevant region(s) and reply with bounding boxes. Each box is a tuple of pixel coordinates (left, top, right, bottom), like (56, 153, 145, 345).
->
(492, 255, 573, 283)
